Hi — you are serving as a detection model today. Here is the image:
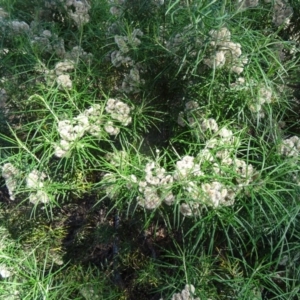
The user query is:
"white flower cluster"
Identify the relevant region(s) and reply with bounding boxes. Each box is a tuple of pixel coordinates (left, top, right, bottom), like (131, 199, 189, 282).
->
(110, 29, 143, 66)
(279, 136, 300, 157)
(35, 45, 92, 89)
(229, 76, 246, 90)
(178, 101, 223, 140)
(111, 50, 134, 67)
(51, 60, 74, 90)
(105, 98, 132, 126)
(179, 202, 201, 217)
(35, 58, 74, 90)
(80, 285, 101, 300)
(108, 0, 163, 17)
(1, 163, 20, 200)
(116, 29, 143, 52)
(173, 122, 254, 215)
(105, 150, 129, 167)
(108, 0, 126, 16)
(137, 161, 174, 209)
(0, 88, 8, 109)
(204, 27, 248, 74)
(174, 155, 203, 180)
(30, 26, 66, 58)
(248, 85, 273, 118)
(6, 20, 30, 34)
(171, 284, 200, 300)
(50, 0, 91, 27)
(201, 181, 236, 207)
(102, 172, 119, 199)
(236, 0, 259, 10)
(1, 164, 50, 204)
(121, 66, 145, 94)
(26, 170, 49, 204)
(55, 100, 132, 157)
(166, 33, 185, 53)
(272, 0, 293, 27)
(31, 29, 55, 53)
(113, 30, 143, 71)
(54, 105, 98, 157)
(64, 46, 93, 64)
(101, 150, 133, 199)
(0, 264, 11, 278)
(101, 139, 254, 216)
(108, 28, 145, 93)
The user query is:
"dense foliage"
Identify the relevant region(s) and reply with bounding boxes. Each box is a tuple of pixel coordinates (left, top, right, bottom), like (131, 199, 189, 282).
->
(1, 0, 300, 299)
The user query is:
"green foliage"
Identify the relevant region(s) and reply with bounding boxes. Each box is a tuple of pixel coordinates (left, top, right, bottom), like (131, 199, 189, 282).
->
(0, 0, 300, 299)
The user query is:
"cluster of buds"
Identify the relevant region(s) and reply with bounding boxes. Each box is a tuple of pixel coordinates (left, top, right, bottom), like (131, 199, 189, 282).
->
(30, 29, 54, 53)
(49, 0, 91, 27)
(54, 114, 89, 157)
(110, 29, 143, 66)
(279, 136, 300, 157)
(5, 20, 30, 34)
(1, 163, 20, 200)
(174, 155, 203, 180)
(26, 170, 49, 204)
(204, 27, 248, 74)
(201, 181, 236, 207)
(236, 0, 259, 10)
(1, 164, 50, 204)
(105, 98, 132, 125)
(111, 50, 133, 67)
(171, 284, 200, 300)
(248, 85, 273, 117)
(0, 264, 11, 279)
(137, 161, 175, 209)
(120, 66, 145, 94)
(0, 88, 8, 110)
(108, 0, 126, 17)
(272, 0, 293, 27)
(35, 45, 92, 89)
(55, 100, 132, 157)
(111, 30, 145, 93)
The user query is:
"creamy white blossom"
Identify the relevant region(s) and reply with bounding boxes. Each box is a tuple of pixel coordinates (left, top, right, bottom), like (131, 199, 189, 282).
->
(201, 118, 219, 133)
(56, 74, 72, 90)
(121, 67, 145, 94)
(171, 284, 200, 300)
(26, 170, 46, 189)
(55, 60, 75, 75)
(1, 163, 20, 200)
(54, 139, 72, 158)
(63, 0, 91, 27)
(9, 20, 30, 34)
(105, 98, 132, 125)
(279, 136, 300, 157)
(111, 50, 133, 67)
(104, 121, 120, 135)
(201, 181, 228, 207)
(233, 159, 255, 185)
(272, 0, 293, 27)
(205, 27, 247, 74)
(0, 264, 11, 278)
(29, 190, 50, 205)
(174, 155, 203, 180)
(180, 203, 200, 217)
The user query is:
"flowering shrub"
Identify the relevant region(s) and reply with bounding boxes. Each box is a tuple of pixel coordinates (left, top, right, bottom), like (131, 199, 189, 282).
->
(0, 0, 300, 299)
